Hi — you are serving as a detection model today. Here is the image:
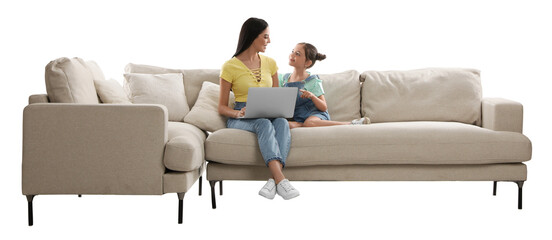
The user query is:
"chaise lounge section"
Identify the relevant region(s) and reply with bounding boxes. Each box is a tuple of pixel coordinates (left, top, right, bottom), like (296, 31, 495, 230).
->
(22, 58, 207, 225)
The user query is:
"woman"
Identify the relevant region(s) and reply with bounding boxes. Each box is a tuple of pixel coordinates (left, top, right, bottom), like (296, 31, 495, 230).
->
(218, 17, 299, 200)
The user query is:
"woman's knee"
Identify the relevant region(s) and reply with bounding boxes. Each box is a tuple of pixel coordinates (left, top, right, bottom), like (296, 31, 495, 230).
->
(254, 118, 273, 131)
(273, 118, 288, 127)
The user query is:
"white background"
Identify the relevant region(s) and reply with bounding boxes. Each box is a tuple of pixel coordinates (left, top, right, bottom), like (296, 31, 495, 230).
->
(1, 0, 551, 239)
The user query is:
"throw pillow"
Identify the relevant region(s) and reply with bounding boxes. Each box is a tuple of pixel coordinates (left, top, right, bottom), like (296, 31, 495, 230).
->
(94, 78, 131, 104)
(183, 81, 235, 132)
(45, 57, 99, 103)
(125, 63, 220, 108)
(317, 70, 362, 121)
(124, 73, 189, 121)
(360, 68, 482, 124)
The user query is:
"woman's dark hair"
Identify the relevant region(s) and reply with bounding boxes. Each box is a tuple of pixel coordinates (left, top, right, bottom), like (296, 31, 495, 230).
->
(233, 18, 269, 57)
(300, 42, 326, 69)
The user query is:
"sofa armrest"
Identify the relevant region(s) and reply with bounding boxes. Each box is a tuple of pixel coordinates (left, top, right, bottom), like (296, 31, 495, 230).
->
(23, 103, 168, 195)
(29, 94, 49, 104)
(482, 98, 523, 133)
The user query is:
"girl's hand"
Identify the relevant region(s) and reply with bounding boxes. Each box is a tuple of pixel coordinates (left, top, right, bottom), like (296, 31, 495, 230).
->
(299, 89, 314, 99)
(235, 107, 246, 118)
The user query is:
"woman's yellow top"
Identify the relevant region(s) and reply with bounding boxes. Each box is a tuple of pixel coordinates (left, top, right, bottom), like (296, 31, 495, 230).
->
(220, 54, 278, 102)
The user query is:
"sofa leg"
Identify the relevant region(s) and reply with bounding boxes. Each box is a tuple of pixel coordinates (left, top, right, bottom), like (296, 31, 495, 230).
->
(515, 181, 524, 210)
(177, 192, 185, 224)
(220, 180, 223, 195)
(209, 181, 218, 209)
(493, 181, 497, 196)
(198, 175, 203, 196)
(26, 195, 35, 226)
(78, 194, 82, 197)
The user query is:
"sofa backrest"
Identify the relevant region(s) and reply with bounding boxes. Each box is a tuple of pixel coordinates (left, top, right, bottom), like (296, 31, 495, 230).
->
(360, 68, 482, 124)
(45, 57, 103, 103)
(318, 70, 362, 121)
(125, 63, 219, 108)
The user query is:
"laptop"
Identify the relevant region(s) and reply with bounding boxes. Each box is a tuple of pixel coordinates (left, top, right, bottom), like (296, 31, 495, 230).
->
(240, 87, 298, 119)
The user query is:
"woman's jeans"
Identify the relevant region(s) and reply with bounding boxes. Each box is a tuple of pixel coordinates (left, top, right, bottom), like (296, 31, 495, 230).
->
(227, 102, 290, 167)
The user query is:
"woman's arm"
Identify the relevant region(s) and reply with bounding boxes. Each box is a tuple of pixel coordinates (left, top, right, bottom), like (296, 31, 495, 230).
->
(300, 89, 328, 112)
(219, 78, 244, 118)
(272, 73, 279, 87)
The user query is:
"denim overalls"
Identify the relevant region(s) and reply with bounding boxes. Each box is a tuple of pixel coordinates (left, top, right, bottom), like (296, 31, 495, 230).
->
(282, 73, 331, 123)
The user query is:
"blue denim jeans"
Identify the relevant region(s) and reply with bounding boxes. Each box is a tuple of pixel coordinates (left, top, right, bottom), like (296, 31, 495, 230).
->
(227, 102, 290, 167)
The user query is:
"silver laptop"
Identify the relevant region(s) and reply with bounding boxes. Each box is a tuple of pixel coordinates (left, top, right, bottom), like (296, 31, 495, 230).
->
(240, 87, 298, 119)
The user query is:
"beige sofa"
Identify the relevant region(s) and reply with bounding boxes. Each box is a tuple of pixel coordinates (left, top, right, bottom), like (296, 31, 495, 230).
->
(122, 63, 531, 209)
(23, 58, 532, 225)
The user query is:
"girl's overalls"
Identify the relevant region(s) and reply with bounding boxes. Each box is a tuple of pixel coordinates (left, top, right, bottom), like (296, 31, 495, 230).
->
(282, 73, 330, 123)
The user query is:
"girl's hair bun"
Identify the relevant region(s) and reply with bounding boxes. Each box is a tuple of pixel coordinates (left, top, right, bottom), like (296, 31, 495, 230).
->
(300, 42, 326, 69)
(316, 53, 327, 61)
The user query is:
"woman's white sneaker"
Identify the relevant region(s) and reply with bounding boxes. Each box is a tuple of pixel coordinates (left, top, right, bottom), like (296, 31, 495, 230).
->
(276, 179, 300, 200)
(259, 178, 277, 199)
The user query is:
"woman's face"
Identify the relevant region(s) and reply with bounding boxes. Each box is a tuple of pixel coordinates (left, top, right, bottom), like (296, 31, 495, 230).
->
(252, 27, 271, 53)
(289, 44, 311, 68)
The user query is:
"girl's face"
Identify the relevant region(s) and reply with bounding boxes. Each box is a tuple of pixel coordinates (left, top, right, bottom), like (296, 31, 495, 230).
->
(289, 44, 311, 68)
(252, 27, 271, 53)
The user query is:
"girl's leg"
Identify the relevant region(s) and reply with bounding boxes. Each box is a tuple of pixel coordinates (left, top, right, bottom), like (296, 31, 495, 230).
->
(303, 116, 351, 127)
(288, 121, 303, 129)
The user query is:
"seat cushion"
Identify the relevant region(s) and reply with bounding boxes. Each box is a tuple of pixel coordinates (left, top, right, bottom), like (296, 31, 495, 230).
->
(205, 122, 531, 167)
(164, 122, 206, 171)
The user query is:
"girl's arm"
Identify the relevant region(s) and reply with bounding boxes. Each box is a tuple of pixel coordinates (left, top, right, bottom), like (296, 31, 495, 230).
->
(300, 89, 328, 112)
(219, 78, 244, 118)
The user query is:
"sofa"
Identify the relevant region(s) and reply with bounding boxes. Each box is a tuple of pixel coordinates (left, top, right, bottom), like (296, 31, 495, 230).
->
(23, 57, 532, 225)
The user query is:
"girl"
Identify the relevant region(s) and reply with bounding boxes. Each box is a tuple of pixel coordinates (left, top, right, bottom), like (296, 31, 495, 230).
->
(280, 42, 370, 128)
(218, 18, 299, 200)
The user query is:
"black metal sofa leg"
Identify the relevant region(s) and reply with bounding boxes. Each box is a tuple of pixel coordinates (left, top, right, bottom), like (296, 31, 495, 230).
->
(516, 181, 524, 210)
(492, 181, 524, 209)
(177, 193, 185, 224)
(26, 195, 35, 226)
(198, 176, 203, 196)
(209, 181, 220, 209)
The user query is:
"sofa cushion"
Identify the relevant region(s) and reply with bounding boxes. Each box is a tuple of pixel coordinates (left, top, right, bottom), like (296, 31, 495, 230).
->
(184, 81, 235, 132)
(360, 68, 482, 124)
(124, 73, 189, 121)
(318, 70, 361, 121)
(45, 57, 99, 103)
(164, 122, 206, 171)
(93, 78, 131, 104)
(125, 63, 220, 108)
(205, 122, 531, 166)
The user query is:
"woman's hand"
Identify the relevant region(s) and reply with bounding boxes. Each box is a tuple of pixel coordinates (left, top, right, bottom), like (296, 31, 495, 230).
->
(299, 89, 315, 99)
(235, 107, 246, 118)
